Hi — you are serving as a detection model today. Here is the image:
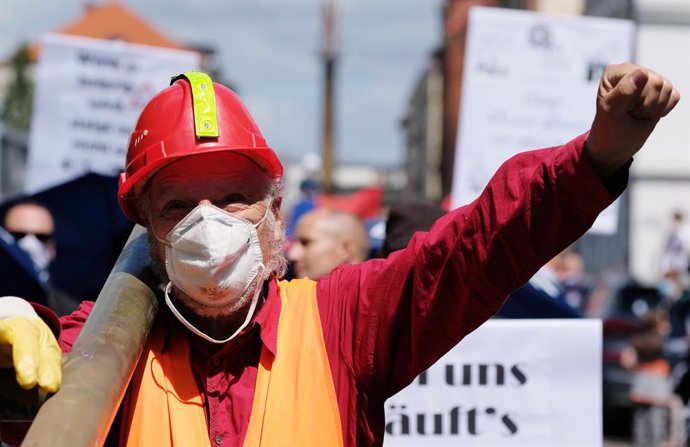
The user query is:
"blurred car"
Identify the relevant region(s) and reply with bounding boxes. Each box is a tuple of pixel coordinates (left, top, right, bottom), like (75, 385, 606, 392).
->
(601, 281, 665, 437)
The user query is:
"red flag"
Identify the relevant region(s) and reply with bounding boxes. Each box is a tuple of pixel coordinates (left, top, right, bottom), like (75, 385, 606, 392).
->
(316, 186, 383, 219)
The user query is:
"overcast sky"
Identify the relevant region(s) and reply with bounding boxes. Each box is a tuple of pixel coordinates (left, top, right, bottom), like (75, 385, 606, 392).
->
(0, 0, 444, 167)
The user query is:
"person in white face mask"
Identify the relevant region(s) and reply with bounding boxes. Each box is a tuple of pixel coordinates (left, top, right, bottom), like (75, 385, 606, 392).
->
(1, 202, 81, 318)
(0, 64, 681, 447)
(3, 202, 56, 283)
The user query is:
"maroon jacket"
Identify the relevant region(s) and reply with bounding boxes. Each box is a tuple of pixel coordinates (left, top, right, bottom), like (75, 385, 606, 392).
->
(55, 134, 623, 446)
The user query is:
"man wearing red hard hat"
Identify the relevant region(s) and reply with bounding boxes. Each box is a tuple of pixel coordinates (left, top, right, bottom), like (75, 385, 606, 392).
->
(0, 65, 681, 446)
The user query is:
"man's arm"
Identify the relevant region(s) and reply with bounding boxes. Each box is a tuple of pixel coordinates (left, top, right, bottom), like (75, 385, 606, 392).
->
(323, 135, 616, 397)
(318, 64, 680, 399)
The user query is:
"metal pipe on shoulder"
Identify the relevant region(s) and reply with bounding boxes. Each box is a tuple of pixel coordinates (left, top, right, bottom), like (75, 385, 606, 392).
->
(22, 225, 159, 447)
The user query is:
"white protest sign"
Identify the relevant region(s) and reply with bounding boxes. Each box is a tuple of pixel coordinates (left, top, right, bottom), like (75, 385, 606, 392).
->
(450, 7, 634, 235)
(26, 33, 201, 193)
(384, 319, 602, 447)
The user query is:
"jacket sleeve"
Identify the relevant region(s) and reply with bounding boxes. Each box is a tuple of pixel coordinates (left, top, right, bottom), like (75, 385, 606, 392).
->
(57, 300, 95, 352)
(317, 133, 627, 399)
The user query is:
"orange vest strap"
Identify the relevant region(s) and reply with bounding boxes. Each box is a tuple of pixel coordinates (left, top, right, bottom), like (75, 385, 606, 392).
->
(244, 278, 344, 446)
(120, 322, 208, 447)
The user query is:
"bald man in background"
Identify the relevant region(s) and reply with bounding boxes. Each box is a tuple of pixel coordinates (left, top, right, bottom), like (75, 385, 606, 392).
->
(288, 208, 370, 280)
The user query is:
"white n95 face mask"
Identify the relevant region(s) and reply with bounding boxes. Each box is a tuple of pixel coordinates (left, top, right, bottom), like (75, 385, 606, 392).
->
(162, 202, 269, 307)
(17, 234, 52, 273)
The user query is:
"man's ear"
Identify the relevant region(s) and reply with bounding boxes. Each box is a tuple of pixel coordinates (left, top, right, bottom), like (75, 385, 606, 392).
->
(340, 239, 357, 264)
(271, 197, 283, 244)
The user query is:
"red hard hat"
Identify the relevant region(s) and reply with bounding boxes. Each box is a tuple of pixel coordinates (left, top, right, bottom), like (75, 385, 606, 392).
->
(118, 72, 283, 225)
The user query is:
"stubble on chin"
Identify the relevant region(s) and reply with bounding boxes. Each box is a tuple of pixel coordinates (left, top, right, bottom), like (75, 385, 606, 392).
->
(147, 231, 168, 286)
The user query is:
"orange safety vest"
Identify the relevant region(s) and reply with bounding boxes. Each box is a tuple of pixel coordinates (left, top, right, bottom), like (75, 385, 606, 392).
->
(120, 279, 343, 446)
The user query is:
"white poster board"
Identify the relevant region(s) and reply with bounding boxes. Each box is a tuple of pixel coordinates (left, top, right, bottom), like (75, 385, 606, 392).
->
(450, 7, 635, 235)
(26, 33, 201, 193)
(384, 319, 602, 447)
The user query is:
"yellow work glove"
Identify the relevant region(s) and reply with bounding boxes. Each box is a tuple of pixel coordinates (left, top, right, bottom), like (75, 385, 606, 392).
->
(0, 296, 62, 393)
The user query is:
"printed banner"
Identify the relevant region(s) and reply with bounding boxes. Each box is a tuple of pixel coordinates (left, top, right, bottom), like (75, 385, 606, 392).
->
(384, 319, 602, 447)
(450, 7, 634, 235)
(26, 33, 200, 193)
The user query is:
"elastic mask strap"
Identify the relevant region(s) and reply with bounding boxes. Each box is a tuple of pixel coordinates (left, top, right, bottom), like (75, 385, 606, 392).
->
(254, 198, 273, 228)
(163, 267, 265, 344)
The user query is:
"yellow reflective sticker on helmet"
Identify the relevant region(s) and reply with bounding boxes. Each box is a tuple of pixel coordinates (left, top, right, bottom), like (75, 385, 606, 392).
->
(170, 71, 219, 138)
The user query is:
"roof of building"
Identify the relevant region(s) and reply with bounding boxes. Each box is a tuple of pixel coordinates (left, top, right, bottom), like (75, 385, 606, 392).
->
(27, 1, 189, 60)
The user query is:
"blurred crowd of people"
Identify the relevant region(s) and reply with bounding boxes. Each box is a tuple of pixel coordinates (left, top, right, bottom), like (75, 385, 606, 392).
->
(2, 174, 689, 445)
(282, 192, 690, 446)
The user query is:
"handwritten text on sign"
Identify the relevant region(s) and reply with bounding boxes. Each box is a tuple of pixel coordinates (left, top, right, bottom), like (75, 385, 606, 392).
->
(26, 33, 200, 193)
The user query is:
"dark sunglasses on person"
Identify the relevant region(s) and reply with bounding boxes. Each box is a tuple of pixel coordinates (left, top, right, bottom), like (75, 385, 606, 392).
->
(10, 231, 53, 242)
